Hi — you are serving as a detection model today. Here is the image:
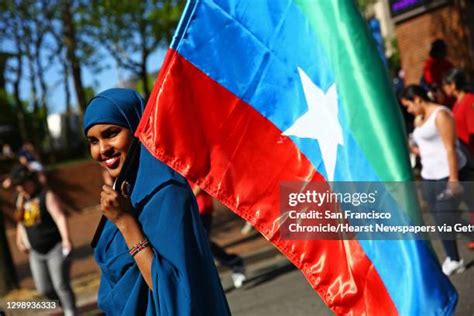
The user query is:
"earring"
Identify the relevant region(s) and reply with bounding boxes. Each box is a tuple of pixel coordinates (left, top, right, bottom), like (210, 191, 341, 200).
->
(120, 181, 131, 198)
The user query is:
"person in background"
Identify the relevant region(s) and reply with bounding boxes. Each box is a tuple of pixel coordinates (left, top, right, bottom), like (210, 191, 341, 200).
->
(393, 67, 414, 135)
(1, 143, 15, 160)
(10, 165, 76, 315)
(422, 39, 453, 89)
(421, 39, 454, 105)
(442, 68, 474, 158)
(191, 184, 247, 288)
(442, 68, 474, 250)
(2, 142, 47, 190)
(18, 142, 47, 185)
(400, 85, 473, 275)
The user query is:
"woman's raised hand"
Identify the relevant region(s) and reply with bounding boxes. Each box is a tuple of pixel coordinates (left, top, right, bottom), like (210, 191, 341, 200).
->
(100, 184, 133, 224)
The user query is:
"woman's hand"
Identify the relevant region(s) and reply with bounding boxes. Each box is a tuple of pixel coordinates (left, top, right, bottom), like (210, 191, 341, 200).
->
(101, 185, 154, 289)
(2, 177, 12, 189)
(409, 144, 420, 156)
(62, 239, 73, 256)
(100, 185, 133, 225)
(16, 240, 29, 254)
(447, 180, 463, 196)
(16, 224, 29, 254)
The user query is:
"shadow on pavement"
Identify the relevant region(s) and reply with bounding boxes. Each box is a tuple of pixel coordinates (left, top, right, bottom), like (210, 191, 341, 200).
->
(221, 231, 261, 249)
(465, 259, 474, 270)
(225, 260, 296, 294)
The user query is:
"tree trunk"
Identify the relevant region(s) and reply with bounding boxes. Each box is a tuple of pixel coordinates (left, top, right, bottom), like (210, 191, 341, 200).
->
(35, 35, 53, 144)
(63, 57, 72, 152)
(62, 0, 87, 115)
(0, 209, 19, 296)
(138, 17, 151, 100)
(12, 52, 28, 142)
(26, 51, 41, 148)
(141, 61, 150, 101)
(140, 21, 150, 100)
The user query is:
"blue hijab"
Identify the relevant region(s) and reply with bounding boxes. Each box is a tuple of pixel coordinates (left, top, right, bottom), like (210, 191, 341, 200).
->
(83, 88, 144, 134)
(83, 88, 230, 315)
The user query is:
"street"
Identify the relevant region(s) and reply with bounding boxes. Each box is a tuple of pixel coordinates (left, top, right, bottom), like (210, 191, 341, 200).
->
(222, 239, 473, 316)
(223, 254, 332, 316)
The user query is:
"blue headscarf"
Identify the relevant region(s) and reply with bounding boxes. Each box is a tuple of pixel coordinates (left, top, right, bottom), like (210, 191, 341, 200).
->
(83, 87, 185, 204)
(83, 88, 145, 134)
(83, 88, 230, 315)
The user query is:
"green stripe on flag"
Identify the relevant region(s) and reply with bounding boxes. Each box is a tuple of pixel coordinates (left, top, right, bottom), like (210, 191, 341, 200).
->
(295, 0, 412, 182)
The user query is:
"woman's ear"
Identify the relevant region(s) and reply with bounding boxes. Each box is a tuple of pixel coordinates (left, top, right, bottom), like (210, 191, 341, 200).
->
(413, 95, 422, 105)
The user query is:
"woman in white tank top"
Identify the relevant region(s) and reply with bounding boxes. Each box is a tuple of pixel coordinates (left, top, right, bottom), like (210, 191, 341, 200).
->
(400, 85, 471, 276)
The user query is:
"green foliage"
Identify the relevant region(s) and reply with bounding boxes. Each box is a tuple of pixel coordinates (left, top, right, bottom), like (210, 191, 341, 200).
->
(388, 37, 401, 76)
(68, 0, 108, 74)
(86, 0, 184, 56)
(84, 86, 96, 103)
(0, 0, 59, 146)
(356, 0, 378, 13)
(135, 73, 157, 96)
(0, 89, 16, 126)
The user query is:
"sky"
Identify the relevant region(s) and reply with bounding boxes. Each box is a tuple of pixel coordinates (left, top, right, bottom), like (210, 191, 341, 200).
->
(2, 40, 167, 114)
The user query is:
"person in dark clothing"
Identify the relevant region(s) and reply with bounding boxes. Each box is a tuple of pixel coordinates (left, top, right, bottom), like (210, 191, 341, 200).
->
(421, 39, 454, 105)
(191, 184, 246, 288)
(10, 165, 76, 315)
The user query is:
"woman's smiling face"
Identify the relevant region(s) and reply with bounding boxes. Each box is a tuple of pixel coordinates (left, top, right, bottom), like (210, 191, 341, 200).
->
(87, 124, 132, 179)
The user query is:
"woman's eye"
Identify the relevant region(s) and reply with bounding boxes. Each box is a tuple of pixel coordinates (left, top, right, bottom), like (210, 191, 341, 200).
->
(88, 139, 98, 145)
(104, 129, 120, 139)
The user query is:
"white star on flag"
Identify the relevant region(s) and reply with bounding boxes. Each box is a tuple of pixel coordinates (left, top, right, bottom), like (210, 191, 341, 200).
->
(283, 67, 344, 181)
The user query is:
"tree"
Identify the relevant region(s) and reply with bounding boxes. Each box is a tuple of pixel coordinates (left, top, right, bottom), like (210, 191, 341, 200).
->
(0, 53, 17, 129)
(0, 1, 29, 141)
(0, 0, 59, 148)
(85, 0, 184, 100)
(17, 1, 51, 147)
(0, 0, 99, 152)
(45, 0, 104, 122)
(62, 0, 88, 115)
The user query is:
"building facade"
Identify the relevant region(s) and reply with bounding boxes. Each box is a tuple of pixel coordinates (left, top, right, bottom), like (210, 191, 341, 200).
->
(390, 0, 474, 84)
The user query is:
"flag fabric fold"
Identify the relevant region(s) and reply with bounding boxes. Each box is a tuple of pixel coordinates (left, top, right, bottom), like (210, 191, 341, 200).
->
(136, 0, 457, 315)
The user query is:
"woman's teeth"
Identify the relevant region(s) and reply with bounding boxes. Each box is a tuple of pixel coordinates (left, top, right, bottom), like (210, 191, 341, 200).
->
(105, 157, 119, 168)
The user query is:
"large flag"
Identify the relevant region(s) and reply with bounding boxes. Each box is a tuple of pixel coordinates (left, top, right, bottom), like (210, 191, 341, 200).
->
(136, 0, 457, 315)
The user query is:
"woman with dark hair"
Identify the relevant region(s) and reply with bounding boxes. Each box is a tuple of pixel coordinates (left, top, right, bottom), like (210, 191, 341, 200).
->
(442, 68, 474, 157)
(83, 88, 230, 315)
(400, 85, 472, 275)
(10, 165, 76, 315)
(422, 39, 453, 89)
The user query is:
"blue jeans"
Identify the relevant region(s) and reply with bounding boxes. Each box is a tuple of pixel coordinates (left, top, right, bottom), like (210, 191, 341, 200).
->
(421, 166, 474, 261)
(29, 243, 77, 316)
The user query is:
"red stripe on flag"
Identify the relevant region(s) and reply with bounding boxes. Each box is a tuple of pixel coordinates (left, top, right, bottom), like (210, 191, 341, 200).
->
(136, 49, 398, 316)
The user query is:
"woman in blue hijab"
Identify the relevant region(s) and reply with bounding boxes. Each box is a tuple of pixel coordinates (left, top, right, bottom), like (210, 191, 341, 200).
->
(83, 88, 230, 315)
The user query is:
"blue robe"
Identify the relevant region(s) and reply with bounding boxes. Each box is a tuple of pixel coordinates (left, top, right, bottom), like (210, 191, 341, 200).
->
(94, 146, 230, 315)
